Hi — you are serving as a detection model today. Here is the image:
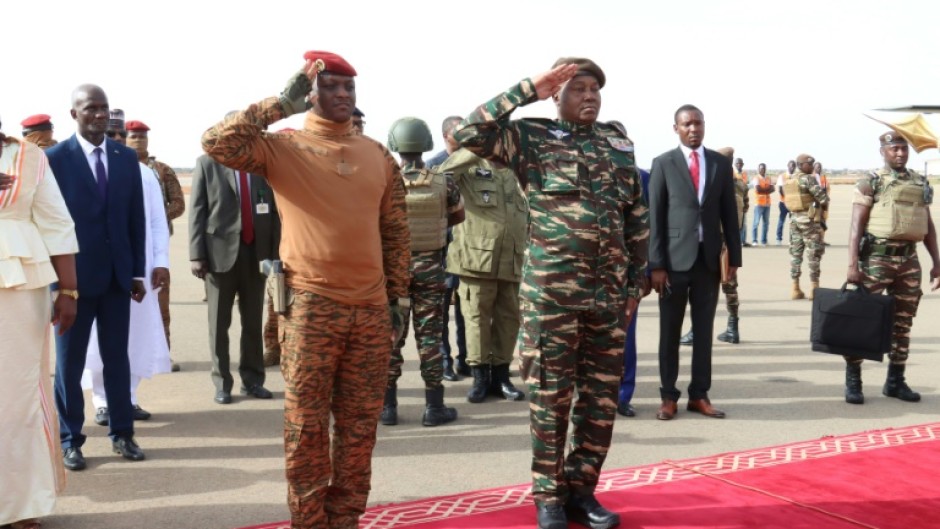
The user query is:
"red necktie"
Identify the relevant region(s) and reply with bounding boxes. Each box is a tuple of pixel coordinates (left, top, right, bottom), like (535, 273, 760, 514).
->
(239, 171, 255, 244)
(689, 151, 700, 196)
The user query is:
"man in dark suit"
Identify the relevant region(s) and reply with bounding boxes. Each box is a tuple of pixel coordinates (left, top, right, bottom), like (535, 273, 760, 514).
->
(648, 104, 742, 421)
(189, 153, 280, 404)
(46, 84, 148, 470)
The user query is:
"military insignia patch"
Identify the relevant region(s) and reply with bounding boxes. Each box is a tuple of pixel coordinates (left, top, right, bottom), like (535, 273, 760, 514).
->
(549, 129, 569, 140)
(607, 137, 633, 152)
(482, 191, 491, 204)
(475, 168, 492, 178)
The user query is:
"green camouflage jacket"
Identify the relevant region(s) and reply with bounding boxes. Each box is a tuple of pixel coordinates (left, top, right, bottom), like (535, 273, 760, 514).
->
(455, 79, 649, 309)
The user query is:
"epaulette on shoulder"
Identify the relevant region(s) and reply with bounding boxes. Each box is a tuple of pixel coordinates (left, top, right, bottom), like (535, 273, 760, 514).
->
(606, 120, 629, 138)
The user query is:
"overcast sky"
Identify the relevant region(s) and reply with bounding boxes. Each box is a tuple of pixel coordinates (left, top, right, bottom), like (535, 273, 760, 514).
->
(3, 0, 939, 171)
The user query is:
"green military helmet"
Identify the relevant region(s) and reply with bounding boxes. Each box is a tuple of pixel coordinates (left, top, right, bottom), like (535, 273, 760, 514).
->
(387, 117, 434, 153)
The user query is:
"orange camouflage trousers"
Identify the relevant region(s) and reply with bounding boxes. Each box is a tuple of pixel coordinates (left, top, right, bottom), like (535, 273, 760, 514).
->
(280, 289, 391, 529)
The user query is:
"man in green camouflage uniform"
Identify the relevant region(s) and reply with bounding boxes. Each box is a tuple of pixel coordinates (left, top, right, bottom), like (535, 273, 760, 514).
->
(439, 148, 527, 404)
(787, 153, 829, 300)
(456, 58, 648, 529)
(382, 117, 465, 427)
(844, 132, 940, 405)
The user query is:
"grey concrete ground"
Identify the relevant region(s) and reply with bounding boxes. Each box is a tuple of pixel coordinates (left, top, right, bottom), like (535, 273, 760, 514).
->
(46, 185, 940, 529)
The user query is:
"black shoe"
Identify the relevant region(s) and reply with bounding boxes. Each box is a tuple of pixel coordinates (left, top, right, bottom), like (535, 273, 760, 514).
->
(423, 387, 458, 426)
(490, 364, 525, 401)
(467, 366, 489, 403)
(565, 494, 620, 529)
(94, 407, 109, 426)
(240, 384, 273, 399)
(63, 447, 86, 471)
(215, 390, 232, 404)
(380, 386, 398, 426)
(679, 330, 693, 346)
(171, 359, 181, 372)
(132, 405, 151, 421)
(442, 356, 459, 382)
(536, 504, 567, 529)
(112, 436, 146, 461)
(617, 401, 635, 417)
(455, 359, 471, 377)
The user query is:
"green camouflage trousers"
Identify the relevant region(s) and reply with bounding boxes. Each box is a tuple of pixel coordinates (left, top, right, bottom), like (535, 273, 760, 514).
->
(845, 249, 923, 366)
(388, 250, 445, 390)
(458, 276, 521, 366)
(721, 277, 739, 317)
(518, 300, 626, 506)
(790, 221, 825, 281)
(280, 289, 391, 529)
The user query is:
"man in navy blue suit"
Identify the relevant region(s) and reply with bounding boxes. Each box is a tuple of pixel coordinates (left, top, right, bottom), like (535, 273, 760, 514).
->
(46, 84, 148, 470)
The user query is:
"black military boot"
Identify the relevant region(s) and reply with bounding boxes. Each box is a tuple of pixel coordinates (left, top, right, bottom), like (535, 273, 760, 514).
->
(380, 385, 398, 425)
(422, 386, 458, 426)
(565, 494, 621, 529)
(845, 363, 864, 405)
(536, 504, 567, 529)
(442, 354, 459, 382)
(467, 366, 489, 403)
(679, 329, 694, 346)
(490, 363, 525, 401)
(883, 363, 921, 402)
(716, 316, 740, 344)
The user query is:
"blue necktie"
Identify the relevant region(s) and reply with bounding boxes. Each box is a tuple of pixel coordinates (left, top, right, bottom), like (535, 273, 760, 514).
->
(93, 147, 108, 200)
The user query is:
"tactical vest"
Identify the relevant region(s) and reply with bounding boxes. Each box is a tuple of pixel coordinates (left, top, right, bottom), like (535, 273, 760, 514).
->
(782, 176, 813, 212)
(867, 171, 930, 241)
(403, 169, 448, 251)
(755, 176, 772, 206)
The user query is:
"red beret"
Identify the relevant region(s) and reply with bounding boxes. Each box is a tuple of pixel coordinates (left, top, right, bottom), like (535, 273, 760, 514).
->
(21, 114, 53, 131)
(125, 120, 150, 132)
(303, 50, 357, 77)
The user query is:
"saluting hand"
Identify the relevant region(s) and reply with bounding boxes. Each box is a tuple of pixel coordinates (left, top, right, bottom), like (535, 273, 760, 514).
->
(532, 63, 580, 100)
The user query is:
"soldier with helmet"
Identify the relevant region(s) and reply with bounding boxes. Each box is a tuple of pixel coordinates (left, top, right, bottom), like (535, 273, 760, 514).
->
(382, 117, 465, 427)
(844, 132, 940, 405)
(456, 58, 648, 529)
(784, 153, 829, 300)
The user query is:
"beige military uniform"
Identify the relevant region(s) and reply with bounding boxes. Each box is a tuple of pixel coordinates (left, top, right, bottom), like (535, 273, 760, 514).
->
(441, 149, 528, 367)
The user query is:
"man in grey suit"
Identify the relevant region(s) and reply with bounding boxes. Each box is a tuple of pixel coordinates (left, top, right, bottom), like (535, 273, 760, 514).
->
(189, 154, 280, 404)
(648, 104, 742, 421)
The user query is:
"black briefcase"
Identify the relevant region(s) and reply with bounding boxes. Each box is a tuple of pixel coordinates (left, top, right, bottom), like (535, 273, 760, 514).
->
(810, 282, 895, 361)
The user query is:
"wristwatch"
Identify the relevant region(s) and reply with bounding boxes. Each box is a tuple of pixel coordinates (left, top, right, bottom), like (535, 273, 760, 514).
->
(57, 288, 80, 300)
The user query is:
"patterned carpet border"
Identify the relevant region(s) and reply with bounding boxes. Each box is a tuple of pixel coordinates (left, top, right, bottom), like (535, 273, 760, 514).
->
(358, 422, 940, 528)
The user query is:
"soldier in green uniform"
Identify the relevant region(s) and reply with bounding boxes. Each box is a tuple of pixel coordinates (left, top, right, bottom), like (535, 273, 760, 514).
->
(382, 117, 465, 427)
(844, 132, 940, 405)
(456, 58, 648, 529)
(438, 149, 527, 403)
(785, 153, 829, 300)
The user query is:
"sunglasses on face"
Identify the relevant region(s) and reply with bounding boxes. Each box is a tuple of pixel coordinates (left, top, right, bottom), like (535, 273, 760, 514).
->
(106, 130, 128, 138)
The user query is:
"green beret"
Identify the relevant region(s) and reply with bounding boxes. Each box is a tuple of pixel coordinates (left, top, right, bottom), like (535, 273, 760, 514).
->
(552, 56, 605, 88)
(879, 131, 908, 146)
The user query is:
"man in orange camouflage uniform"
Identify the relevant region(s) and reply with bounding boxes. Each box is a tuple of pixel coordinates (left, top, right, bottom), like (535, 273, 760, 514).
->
(202, 51, 411, 529)
(125, 119, 186, 371)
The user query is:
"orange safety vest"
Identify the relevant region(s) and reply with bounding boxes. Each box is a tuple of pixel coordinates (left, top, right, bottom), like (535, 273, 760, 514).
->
(755, 175, 773, 206)
(820, 174, 829, 191)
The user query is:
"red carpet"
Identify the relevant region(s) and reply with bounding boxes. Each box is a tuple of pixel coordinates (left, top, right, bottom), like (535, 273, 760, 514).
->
(241, 422, 940, 529)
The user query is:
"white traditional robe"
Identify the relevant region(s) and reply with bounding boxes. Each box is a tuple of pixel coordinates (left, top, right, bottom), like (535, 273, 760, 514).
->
(82, 163, 171, 406)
